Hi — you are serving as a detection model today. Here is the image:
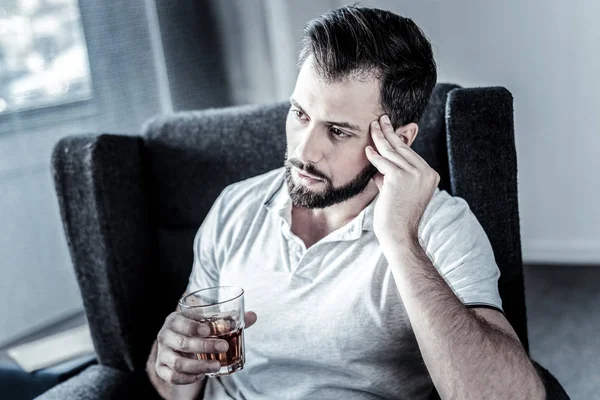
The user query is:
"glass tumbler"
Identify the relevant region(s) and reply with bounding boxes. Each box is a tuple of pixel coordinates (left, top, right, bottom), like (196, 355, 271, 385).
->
(178, 286, 245, 376)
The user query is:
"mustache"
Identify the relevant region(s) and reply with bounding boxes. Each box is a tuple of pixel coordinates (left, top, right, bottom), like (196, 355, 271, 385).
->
(285, 158, 330, 183)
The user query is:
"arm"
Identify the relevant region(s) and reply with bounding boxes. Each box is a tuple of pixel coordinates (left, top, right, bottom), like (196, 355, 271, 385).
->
(386, 238, 544, 399)
(365, 115, 544, 400)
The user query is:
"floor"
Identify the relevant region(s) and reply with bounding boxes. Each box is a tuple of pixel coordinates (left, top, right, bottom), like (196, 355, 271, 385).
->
(1, 265, 597, 399)
(524, 264, 600, 399)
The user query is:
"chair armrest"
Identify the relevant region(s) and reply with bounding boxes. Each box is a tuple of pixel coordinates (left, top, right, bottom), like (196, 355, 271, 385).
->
(34, 365, 160, 400)
(532, 360, 570, 399)
(51, 134, 159, 372)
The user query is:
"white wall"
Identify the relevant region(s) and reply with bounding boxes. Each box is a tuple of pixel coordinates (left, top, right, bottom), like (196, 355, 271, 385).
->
(258, 0, 600, 264)
(0, 127, 83, 346)
(361, 0, 600, 263)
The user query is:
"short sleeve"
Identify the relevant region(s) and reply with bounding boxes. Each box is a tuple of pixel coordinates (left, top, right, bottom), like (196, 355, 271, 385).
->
(186, 187, 231, 293)
(418, 189, 503, 311)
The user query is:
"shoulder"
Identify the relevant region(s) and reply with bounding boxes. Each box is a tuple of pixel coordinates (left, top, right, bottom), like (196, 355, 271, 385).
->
(213, 167, 285, 220)
(419, 189, 471, 228)
(418, 189, 486, 246)
(418, 190, 502, 307)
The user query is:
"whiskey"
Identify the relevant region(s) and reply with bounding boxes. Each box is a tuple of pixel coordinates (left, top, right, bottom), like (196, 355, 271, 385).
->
(197, 317, 245, 376)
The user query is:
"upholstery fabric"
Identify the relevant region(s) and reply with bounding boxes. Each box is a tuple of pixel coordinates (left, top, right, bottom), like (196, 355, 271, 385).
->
(48, 84, 568, 399)
(34, 365, 159, 400)
(412, 83, 460, 193)
(0, 354, 95, 400)
(446, 87, 528, 349)
(51, 135, 159, 371)
(142, 103, 289, 228)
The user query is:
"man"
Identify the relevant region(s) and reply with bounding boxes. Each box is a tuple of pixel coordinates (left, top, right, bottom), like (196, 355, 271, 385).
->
(146, 5, 545, 400)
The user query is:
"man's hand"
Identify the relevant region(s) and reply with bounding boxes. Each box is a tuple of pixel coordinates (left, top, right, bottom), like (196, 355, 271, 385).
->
(155, 311, 257, 384)
(365, 114, 439, 247)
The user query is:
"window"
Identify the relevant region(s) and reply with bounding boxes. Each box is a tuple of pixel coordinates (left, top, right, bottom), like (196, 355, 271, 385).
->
(0, 0, 92, 115)
(0, 0, 170, 346)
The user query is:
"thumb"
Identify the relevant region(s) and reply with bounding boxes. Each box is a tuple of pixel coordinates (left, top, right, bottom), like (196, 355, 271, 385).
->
(371, 173, 384, 191)
(244, 311, 258, 328)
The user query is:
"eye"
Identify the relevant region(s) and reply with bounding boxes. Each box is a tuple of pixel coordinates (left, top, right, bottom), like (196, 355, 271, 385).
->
(330, 127, 350, 139)
(291, 109, 308, 121)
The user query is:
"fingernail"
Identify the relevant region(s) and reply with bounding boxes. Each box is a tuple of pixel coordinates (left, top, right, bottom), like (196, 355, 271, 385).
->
(382, 115, 391, 125)
(211, 361, 221, 371)
(215, 342, 228, 352)
(372, 121, 380, 130)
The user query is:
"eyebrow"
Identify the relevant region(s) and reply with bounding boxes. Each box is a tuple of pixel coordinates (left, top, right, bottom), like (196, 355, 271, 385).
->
(289, 98, 363, 134)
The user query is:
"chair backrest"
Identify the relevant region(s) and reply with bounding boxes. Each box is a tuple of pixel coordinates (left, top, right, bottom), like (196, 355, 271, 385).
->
(52, 83, 527, 373)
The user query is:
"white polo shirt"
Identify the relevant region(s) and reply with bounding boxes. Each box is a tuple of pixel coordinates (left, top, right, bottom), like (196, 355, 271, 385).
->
(187, 167, 502, 400)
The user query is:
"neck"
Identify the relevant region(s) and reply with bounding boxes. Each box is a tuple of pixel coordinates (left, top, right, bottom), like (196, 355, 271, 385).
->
(290, 181, 378, 246)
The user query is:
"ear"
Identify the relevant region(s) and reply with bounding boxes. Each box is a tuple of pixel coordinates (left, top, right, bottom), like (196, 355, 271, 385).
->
(395, 122, 419, 147)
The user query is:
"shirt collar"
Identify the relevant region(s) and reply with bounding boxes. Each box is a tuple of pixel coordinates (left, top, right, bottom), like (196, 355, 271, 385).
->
(264, 177, 292, 226)
(361, 195, 377, 232)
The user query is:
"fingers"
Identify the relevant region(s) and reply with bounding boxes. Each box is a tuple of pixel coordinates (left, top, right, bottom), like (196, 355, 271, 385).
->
(157, 328, 229, 354)
(378, 115, 405, 148)
(155, 363, 204, 385)
(158, 347, 221, 376)
(245, 311, 258, 328)
(365, 145, 398, 176)
(155, 311, 230, 385)
(370, 121, 416, 171)
(374, 116, 428, 168)
(164, 312, 211, 337)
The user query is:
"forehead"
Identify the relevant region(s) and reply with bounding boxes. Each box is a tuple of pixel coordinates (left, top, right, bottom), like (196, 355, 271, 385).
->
(292, 58, 382, 130)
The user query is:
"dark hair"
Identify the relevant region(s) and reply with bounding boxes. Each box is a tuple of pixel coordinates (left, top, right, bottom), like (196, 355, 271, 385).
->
(298, 5, 437, 128)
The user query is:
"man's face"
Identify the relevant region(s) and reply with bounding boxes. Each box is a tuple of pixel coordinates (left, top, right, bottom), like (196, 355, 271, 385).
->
(285, 58, 381, 209)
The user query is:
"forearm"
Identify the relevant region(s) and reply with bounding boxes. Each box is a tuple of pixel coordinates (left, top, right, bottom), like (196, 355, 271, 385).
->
(385, 238, 544, 400)
(146, 340, 206, 400)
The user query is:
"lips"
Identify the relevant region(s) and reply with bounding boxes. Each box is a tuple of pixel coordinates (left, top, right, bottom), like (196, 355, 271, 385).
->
(296, 168, 323, 182)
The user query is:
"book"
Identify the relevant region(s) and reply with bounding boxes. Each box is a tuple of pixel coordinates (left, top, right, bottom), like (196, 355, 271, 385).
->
(7, 324, 95, 372)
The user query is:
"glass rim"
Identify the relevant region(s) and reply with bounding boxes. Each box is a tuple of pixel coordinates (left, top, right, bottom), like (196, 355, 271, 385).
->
(178, 286, 244, 309)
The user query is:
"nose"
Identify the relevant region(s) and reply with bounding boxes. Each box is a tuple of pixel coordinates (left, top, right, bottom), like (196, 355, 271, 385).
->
(295, 125, 326, 164)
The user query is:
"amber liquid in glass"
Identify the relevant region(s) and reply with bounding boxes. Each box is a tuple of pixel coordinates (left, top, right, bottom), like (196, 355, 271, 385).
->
(197, 317, 244, 375)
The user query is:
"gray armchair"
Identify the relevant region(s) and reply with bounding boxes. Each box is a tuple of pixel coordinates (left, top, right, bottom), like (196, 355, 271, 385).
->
(39, 84, 569, 399)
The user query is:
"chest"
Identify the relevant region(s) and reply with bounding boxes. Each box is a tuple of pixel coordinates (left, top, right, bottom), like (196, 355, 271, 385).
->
(218, 231, 422, 368)
(289, 215, 335, 249)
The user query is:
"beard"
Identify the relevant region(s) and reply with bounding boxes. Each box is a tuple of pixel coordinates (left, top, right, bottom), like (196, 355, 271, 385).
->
(284, 155, 377, 209)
